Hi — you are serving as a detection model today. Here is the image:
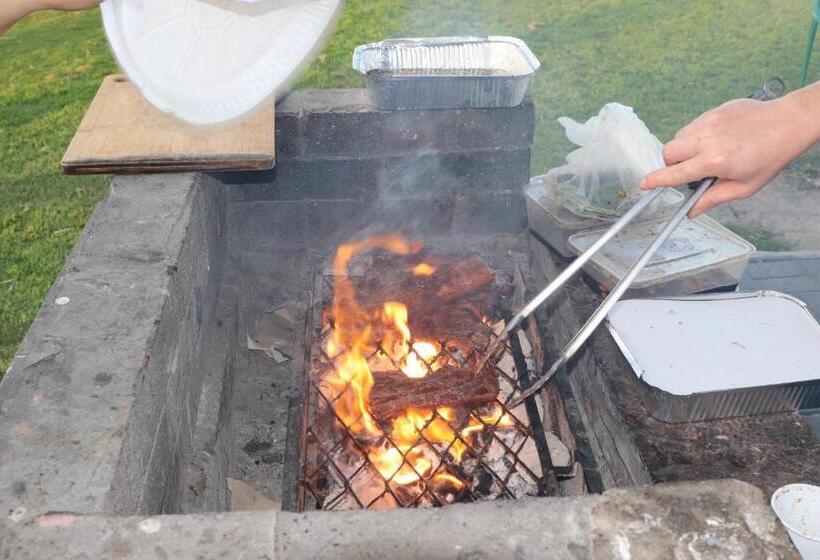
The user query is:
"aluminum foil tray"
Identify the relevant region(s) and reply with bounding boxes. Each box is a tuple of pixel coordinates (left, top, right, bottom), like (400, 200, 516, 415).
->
(606, 291, 820, 423)
(352, 36, 540, 110)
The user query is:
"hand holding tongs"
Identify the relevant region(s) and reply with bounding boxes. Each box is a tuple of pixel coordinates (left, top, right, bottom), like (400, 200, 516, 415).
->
(480, 79, 786, 409)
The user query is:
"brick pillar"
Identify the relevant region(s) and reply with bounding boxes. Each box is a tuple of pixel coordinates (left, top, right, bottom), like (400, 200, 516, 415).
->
(220, 89, 534, 248)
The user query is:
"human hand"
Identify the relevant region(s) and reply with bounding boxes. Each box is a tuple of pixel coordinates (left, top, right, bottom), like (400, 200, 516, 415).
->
(640, 85, 820, 218)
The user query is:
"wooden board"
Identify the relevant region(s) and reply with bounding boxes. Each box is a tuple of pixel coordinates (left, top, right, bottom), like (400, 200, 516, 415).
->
(62, 75, 275, 175)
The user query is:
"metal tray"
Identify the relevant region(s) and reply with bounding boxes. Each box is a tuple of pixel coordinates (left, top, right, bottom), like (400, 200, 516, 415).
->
(352, 36, 540, 110)
(606, 291, 820, 423)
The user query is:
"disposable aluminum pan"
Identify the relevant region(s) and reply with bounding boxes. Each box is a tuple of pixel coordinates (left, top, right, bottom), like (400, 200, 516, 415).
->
(352, 36, 540, 110)
(606, 291, 820, 423)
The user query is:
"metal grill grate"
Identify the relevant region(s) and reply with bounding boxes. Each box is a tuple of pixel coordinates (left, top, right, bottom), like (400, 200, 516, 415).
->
(297, 273, 554, 511)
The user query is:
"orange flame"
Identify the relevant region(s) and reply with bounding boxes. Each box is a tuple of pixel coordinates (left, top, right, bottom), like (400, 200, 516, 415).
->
(412, 262, 436, 276)
(327, 234, 421, 437)
(326, 233, 502, 492)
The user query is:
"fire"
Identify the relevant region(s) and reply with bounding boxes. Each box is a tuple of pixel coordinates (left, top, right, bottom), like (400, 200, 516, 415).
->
(412, 262, 436, 276)
(326, 233, 505, 493)
(380, 302, 440, 378)
(327, 233, 421, 438)
(404, 341, 439, 378)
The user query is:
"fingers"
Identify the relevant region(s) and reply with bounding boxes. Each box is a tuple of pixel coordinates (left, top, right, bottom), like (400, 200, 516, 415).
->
(688, 179, 746, 218)
(640, 156, 707, 189)
(662, 136, 699, 165)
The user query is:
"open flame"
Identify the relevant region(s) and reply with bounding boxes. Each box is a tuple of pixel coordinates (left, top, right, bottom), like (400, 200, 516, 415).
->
(412, 262, 436, 276)
(324, 233, 512, 492)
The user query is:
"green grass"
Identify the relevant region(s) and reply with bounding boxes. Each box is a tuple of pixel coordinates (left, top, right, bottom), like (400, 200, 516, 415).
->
(0, 0, 814, 372)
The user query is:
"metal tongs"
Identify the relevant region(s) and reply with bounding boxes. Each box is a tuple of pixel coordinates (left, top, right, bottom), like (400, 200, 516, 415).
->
(482, 79, 786, 409)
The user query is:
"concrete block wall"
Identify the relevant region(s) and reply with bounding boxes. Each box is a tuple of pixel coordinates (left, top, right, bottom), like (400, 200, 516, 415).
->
(222, 88, 534, 254)
(0, 173, 226, 518)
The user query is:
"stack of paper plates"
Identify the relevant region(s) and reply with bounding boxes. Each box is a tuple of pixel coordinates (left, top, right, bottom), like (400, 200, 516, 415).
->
(101, 0, 342, 125)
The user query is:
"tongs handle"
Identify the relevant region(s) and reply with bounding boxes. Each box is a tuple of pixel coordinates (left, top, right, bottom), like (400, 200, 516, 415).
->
(509, 187, 668, 334)
(509, 177, 717, 407)
(475, 187, 669, 372)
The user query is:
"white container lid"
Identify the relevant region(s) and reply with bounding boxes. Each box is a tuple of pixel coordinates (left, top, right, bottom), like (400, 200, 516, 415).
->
(101, 0, 343, 125)
(607, 291, 820, 395)
(567, 214, 755, 289)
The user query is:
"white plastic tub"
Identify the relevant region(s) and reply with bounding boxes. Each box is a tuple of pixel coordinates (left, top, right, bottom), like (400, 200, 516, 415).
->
(567, 214, 755, 297)
(525, 175, 684, 258)
(771, 484, 820, 559)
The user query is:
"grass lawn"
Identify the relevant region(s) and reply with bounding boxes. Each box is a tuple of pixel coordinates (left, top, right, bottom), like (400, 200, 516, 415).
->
(0, 0, 814, 372)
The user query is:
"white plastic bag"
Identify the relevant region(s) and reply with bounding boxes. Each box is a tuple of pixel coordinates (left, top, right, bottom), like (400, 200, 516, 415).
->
(547, 103, 666, 219)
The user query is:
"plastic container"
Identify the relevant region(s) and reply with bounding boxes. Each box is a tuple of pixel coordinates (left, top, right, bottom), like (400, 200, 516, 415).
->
(525, 175, 684, 258)
(567, 214, 755, 297)
(352, 36, 540, 110)
(101, 0, 342, 124)
(771, 484, 820, 559)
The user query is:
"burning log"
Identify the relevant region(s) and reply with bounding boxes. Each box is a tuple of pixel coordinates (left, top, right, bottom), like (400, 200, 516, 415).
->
(369, 366, 500, 420)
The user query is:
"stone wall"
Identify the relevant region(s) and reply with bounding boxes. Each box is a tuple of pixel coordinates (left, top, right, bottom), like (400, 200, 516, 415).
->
(221, 89, 534, 254)
(0, 173, 226, 518)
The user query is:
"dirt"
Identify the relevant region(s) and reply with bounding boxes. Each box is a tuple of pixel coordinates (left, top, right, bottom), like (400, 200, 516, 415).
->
(563, 277, 820, 497)
(709, 161, 820, 251)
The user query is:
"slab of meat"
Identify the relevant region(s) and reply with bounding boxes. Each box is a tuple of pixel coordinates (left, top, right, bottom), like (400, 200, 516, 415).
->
(351, 254, 498, 315)
(434, 256, 495, 303)
(369, 366, 500, 420)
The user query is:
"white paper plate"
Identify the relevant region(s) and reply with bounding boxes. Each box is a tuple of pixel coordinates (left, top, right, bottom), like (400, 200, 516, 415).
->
(101, 0, 343, 125)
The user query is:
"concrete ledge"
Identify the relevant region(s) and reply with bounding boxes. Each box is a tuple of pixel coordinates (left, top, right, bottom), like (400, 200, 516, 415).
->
(1, 480, 797, 559)
(0, 174, 225, 519)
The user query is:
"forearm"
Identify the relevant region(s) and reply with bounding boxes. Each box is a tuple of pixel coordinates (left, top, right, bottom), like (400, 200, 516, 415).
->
(782, 80, 820, 148)
(0, 0, 48, 34)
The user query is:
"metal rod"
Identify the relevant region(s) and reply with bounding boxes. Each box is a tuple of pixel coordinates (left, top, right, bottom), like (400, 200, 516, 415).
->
(509, 177, 717, 408)
(507, 329, 558, 496)
(476, 187, 668, 372)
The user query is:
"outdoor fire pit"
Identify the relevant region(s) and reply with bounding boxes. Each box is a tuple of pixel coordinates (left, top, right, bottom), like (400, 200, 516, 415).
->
(298, 245, 558, 510)
(0, 89, 806, 559)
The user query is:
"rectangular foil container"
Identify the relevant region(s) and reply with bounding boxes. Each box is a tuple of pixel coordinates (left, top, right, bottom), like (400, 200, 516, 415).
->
(352, 36, 540, 110)
(606, 291, 820, 423)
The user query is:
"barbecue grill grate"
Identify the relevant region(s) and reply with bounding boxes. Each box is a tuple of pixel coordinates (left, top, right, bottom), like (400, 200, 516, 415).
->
(296, 272, 555, 511)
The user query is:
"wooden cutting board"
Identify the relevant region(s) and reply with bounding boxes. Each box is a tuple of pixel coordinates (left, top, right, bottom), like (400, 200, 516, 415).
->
(62, 75, 275, 175)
